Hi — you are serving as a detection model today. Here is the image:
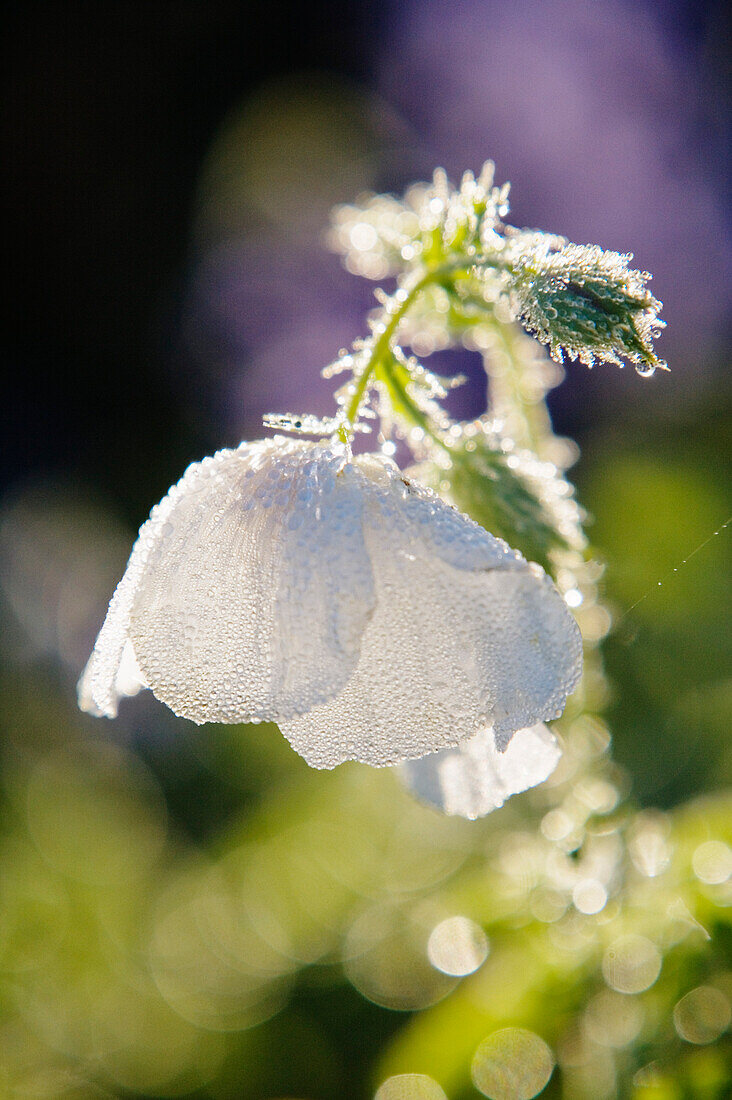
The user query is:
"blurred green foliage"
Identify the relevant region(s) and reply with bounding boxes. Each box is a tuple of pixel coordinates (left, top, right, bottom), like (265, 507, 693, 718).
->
(580, 401, 731, 807)
(0, 388, 729, 1098)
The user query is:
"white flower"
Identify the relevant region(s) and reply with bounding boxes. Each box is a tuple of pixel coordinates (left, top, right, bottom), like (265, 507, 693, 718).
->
(78, 437, 582, 772)
(400, 723, 562, 820)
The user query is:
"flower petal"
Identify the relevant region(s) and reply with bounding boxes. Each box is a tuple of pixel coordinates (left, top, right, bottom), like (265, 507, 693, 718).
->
(399, 723, 561, 819)
(78, 638, 147, 717)
(80, 439, 375, 723)
(279, 458, 581, 768)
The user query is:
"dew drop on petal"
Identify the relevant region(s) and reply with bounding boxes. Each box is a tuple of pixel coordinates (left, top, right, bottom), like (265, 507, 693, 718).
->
(81, 438, 376, 726)
(281, 457, 581, 768)
(80, 436, 582, 781)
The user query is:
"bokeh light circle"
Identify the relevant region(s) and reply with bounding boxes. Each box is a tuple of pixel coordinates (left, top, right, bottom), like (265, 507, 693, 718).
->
(344, 903, 458, 1011)
(692, 841, 732, 885)
(583, 989, 643, 1048)
(148, 870, 294, 1033)
(374, 1073, 448, 1100)
(572, 879, 607, 915)
(471, 1028, 554, 1099)
(25, 741, 167, 886)
(601, 935, 661, 994)
(673, 985, 731, 1044)
(427, 915, 488, 976)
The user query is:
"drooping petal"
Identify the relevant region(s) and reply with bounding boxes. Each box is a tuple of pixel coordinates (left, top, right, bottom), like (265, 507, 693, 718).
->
(78, 638, 147, 717)
(279, 457, 582, 768)
(77, 467, 187, 718)
(399, 723, 562, 819)
(79, 439, 375, 723)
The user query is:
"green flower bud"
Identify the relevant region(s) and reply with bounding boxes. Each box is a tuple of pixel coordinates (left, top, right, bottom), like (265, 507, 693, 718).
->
(504, 237, 666, 374)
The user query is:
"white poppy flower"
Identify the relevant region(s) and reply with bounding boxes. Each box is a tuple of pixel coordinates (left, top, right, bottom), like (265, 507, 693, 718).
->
(78, 437, 582, 770)
(400, 723, 562, 819)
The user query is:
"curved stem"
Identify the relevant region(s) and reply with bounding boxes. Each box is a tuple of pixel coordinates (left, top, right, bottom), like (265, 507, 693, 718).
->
(338, 250, 520, 448)
(342, 269, 437, 432)
(375, 356, 450, 452)
(341, 256, 502, 436)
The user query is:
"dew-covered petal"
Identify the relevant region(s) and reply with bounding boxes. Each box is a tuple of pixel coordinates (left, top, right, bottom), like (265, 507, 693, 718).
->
(355, 454, 522, 572)
(78, 638, 147, 717)
(400, 723, 561, 819)
(80, 439, 375, 724)
(77, 465, 189, 718)
(279, 459, 582, 768)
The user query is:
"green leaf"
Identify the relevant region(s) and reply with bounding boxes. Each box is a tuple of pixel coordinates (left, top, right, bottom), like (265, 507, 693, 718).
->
(503, 236, 666, 374)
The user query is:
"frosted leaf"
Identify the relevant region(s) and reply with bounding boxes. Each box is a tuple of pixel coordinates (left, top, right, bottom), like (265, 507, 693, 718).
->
(80, 439, 581, 772)
(279, 457, 581, 768)
(400, 724, 561, 819)
(411, 418, 586, 576)
(501, 235, 665, 373)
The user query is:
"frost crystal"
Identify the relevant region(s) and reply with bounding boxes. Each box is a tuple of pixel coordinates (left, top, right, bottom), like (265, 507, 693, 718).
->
(329, 162, 508, 281)
(79, 438, 582, 771)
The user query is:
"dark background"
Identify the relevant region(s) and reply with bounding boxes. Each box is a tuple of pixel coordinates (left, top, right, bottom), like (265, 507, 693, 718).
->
(6, 1, 376, 509)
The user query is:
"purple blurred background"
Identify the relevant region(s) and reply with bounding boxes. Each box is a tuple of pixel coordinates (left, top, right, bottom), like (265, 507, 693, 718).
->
(182, 0, 731, 448)
(5, 0, 729, 505)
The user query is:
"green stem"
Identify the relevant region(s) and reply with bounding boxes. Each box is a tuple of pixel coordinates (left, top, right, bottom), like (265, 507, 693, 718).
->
(375, 357, 449, 451)
(341, 254, 509, 437)
(342, 269, 437, 432)
(336, 244, 526, 452)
